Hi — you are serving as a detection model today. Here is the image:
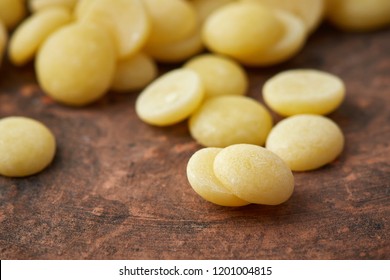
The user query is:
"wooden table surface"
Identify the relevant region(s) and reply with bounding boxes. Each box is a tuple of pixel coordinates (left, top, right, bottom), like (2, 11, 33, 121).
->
(0, 24, 389, 260)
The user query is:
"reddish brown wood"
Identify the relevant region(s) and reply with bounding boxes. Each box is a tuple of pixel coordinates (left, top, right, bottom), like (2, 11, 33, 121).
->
(0, 24, 389, 260)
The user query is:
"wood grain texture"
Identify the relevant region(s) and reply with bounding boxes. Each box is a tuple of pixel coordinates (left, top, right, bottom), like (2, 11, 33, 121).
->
(0, 24, 389, 260)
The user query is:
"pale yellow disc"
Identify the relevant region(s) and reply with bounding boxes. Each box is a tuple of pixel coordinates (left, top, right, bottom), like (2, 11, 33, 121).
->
(9, 7, 72, 66)
(189, 95, 273, 147)
(74, 0, 91, 16)
(213, 144, 294, 205)
(263, 69, 346, 116)
(191, 0, 236, 24)
(242, 0, 325, 33)
(143, 0, 197, 45)
(77, 0, 150, 59)
(111, 53, 157, 92)
(0, 0, 26, 30)
(326, 0, 390, 31)
(266, 114, 345, 171)
(202, 1, 283, 57)
(187, 147, 250, 206)
(236, 9, 307, 66)
(136, 69, 204, 126)
(184, 54, 248, 98)
(0, 116, 56, 177)
(36, 22, 116, 106)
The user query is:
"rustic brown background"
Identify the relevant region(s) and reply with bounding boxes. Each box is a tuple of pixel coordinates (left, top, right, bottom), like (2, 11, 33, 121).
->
(0, 23, 389, 260)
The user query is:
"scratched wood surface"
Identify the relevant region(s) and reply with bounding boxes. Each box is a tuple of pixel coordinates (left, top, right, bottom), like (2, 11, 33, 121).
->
(0, 24, 389, 260)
